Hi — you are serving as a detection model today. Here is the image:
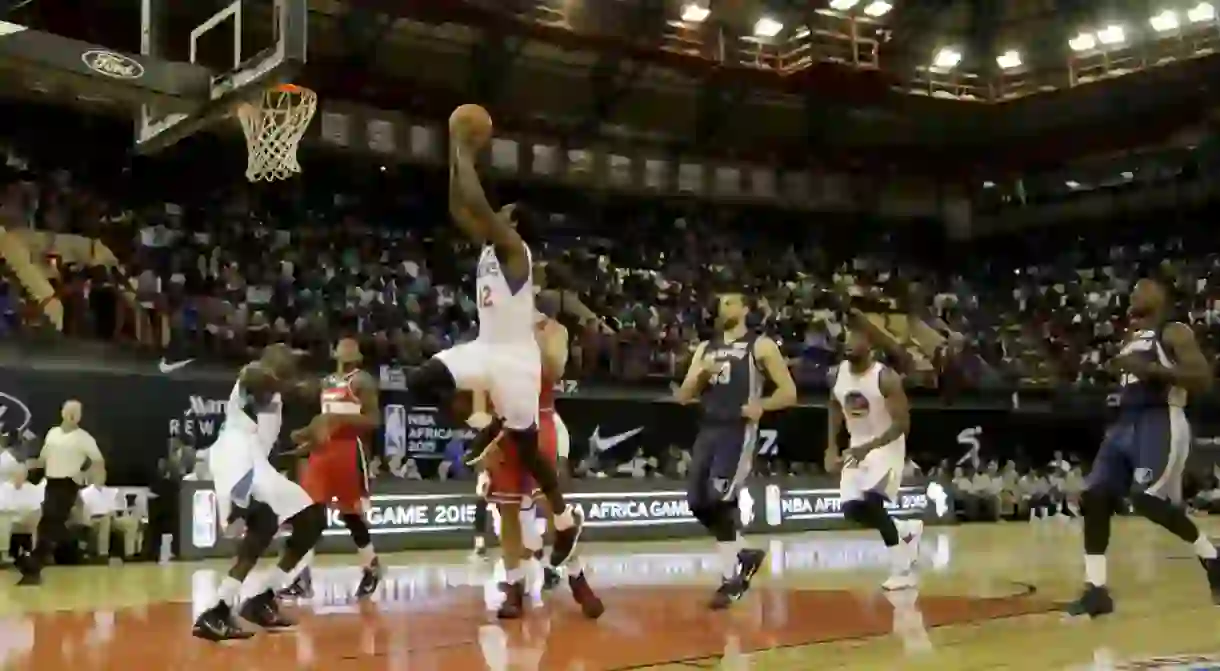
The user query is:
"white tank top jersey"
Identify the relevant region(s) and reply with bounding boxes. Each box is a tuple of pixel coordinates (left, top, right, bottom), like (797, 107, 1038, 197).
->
(220, 373, 283, 455)
(832, 360, 904, 450)
(475, 242, 536, 346)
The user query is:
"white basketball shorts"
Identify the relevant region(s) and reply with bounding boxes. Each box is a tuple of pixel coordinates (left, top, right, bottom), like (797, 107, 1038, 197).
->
(435, 340, 541, 431)
(840, 440, 906, 503)
(208, 431, 313, 529)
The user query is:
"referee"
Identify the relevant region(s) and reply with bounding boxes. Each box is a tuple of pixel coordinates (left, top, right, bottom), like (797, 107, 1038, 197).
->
(17, 400, 104, 586)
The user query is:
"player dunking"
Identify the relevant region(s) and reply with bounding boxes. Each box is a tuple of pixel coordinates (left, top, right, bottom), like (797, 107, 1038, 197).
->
(391, 104, 583, 569)
(674, 293, 797, 609)
(1067, 276, 1220, 617)
(280, 338, 383, 599)
(192, 344, 328, 641)
(477, 310, 603, 619)
(826, 327, 923, 591)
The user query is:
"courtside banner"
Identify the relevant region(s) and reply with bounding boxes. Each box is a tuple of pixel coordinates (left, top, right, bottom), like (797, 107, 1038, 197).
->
(177, 478, 952, 559)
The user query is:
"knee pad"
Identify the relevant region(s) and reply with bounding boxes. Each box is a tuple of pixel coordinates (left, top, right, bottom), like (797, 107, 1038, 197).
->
(690, 504, 718, 532)
(341, 513, 372, 548)
(1080, 488, 1115, 518)
(406, 357, 457, 405)
(286, 503, 327, 550)
(711, 502, 738, 542)
(520, 507, 543, 552)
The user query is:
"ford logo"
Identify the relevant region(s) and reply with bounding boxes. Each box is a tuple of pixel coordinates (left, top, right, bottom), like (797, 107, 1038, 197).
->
(0, 391, 32, 439)
(81, 50, 145, 80)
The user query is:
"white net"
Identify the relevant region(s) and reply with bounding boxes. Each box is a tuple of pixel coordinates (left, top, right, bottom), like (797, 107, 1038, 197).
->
(236, 84, 318, 182)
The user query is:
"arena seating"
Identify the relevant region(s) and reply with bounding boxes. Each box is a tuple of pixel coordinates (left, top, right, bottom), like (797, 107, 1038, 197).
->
(0, 100, 1216, 393)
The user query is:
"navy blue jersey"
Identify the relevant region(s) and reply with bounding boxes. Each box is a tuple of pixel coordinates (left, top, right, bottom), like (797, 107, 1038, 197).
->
(1115, 322, 1187, 410)
(699, 332, 764, 424)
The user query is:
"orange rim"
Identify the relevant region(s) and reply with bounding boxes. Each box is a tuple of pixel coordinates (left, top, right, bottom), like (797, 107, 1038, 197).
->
(275, 83, 304, 93)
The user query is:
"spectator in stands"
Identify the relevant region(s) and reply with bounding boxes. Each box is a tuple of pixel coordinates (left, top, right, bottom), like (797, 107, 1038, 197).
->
(0, 466, 41, 563)
(1018, 468, 1053, 520)
(402, 458, 423, 481)
(661, 444, 692, 479)
(968, 461, 1002, 521)
(76, 479, 140, 562)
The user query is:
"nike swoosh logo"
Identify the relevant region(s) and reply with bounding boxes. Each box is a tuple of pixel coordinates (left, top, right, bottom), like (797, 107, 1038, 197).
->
(159, 358, 194, 373)
(590, 425, 644, 453)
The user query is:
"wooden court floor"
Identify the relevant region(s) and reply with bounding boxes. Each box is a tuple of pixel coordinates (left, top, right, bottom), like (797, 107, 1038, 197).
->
(2, 517, 1220, 670)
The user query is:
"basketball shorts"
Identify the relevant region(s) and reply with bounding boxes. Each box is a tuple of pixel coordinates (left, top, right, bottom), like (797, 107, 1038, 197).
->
(840, 440, 905, 503)
(208, 431, 313, 530)
(687, 421, 758, 509)
(487, 411, 558, 506)
(300, 439, 369, 514)
(1086, 406, 1190, 503)
(435, 340, 541, 430)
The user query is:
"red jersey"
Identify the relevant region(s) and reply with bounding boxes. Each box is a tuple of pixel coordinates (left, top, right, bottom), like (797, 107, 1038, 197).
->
(536, 313, 557, 413)
(319, 369, 365, 443)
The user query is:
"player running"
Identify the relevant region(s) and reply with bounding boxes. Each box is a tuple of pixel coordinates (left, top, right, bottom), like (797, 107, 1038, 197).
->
(280, 337, 382, 599)
(674, 292, 797, 609)
(1066, 275, 1220, 617)
(191, 345, 328, 641)
(826, 326, 924, 591)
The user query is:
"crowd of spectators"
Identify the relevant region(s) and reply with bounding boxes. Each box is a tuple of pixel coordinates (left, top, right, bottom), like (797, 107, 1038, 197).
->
(4, 102, 1218, 400)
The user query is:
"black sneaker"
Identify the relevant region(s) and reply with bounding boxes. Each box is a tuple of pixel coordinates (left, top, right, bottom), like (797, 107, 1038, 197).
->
(239, 589, 296, 629)
(542, 566, 561, 591)
(192, 602, 255, 642)
(1064, 584, 1115, 618)
(550, 506, 585, 568)
(709, 575, 746, 610)
(737, 548, 767, 589)
(279, 567, 313, 599)
(14, 555, 40, 587)
(1201, 554, 1220, 604)
(355, 558, 384, 599)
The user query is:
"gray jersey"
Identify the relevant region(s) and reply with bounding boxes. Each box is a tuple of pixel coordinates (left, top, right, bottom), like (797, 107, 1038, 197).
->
(699, 332, 764, 424)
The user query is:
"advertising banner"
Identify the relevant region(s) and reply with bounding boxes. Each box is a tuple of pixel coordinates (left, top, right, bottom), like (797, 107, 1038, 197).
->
(381, 404, 477, 460)
(178, 477, 953, 560)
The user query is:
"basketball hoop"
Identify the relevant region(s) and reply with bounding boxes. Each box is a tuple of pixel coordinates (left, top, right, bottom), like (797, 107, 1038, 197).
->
(236, 83, 317, 182)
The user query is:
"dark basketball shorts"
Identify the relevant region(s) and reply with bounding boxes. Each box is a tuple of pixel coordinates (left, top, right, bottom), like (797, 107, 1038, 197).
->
(1086, 405, 1191, 502)
(687, 422, 758, 509)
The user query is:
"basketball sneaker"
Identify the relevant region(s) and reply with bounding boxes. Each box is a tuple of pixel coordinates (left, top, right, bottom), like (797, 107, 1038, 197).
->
(279, 567, 313, 599)
(897, 519, 925, 566)
(239, 589, 297, 629)
(356, 557, 384, 598)
(543, 566, 562, 591)
(497, 581, 526, 619)
(568, 569, 605, 619)
(192, 602, 255, 642)
(549, 505, 585, 568)
(1064, 584, 1115, 618)
(1200, 553, 1220, 604)
(710, 548, 767, 610)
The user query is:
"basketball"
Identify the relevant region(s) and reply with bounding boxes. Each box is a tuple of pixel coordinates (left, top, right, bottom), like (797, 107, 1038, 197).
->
(449, 104, 493, 147)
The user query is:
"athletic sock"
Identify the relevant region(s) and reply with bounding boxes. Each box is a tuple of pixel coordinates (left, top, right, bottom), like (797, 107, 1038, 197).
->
(1084, 554, 1107, 586)
(1195, 535, 1219, 559)
(717, 538, 742, 580)
(474, 536, 486, 550)
(264, 567, 289, 593)
(287, 549, 315, 583)
(216, 576, 243, 607)
(357, 544, 377, 567)
(504, 567, 524, 584)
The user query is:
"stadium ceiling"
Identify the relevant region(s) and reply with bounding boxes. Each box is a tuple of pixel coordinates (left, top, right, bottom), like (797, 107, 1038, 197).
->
(9, 0, 1220, 173)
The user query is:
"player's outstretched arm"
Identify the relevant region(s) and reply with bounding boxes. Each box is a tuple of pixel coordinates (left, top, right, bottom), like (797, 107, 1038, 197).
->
(448, 120, 528, 281)
(1158, 322, 1213, 392)
(674, 341, 713, 405)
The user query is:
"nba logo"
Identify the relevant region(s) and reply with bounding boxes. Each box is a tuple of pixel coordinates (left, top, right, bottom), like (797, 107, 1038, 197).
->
(192, 489, 217, 548)
(384, 404, 406, 458)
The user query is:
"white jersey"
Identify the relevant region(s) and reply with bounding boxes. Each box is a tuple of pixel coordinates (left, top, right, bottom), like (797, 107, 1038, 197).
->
(218, 370, 283, 455)
(475, 243, 536, 346)
(832, 360, 904, 450)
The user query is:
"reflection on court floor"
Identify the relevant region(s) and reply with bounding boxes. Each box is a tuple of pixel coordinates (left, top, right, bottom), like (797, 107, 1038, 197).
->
(3, 521, 1220, 670)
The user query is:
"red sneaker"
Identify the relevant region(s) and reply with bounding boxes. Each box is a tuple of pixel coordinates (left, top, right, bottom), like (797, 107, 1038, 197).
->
(568, 571, 604, 619)
(497, 581, 525, 620)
